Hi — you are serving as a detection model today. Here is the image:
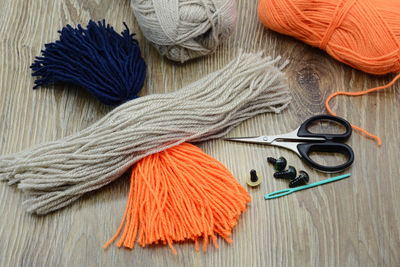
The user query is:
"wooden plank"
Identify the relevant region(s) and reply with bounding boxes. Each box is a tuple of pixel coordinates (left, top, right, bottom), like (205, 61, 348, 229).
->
(0, 0, 399, 266)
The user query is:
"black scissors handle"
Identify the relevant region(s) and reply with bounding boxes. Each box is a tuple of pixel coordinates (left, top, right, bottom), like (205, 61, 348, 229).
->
(297, 115, 352, 142)
(297, 142, 354, 172)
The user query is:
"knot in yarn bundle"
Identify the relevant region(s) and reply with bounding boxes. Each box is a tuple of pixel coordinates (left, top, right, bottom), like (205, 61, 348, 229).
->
(131, 0, 237, 62)
(31, 20, 147, 105)
(258, 0, 400, 75)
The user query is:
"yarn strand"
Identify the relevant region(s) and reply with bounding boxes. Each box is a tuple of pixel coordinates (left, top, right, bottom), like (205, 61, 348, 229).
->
(104, 143, 251, 254)
(31, 20, 147, 105)
(0, 52, 291, 215)
(325, 73, 400, 146)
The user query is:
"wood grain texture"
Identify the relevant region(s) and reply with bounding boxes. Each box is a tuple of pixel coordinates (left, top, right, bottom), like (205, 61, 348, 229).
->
(0, 0, 399, 266)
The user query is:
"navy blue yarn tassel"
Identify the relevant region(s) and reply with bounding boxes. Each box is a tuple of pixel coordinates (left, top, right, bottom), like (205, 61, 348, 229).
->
(31, 20, 147, 106)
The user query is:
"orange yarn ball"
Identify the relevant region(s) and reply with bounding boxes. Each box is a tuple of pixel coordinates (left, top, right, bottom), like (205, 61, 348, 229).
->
(258, 0, 400, 75)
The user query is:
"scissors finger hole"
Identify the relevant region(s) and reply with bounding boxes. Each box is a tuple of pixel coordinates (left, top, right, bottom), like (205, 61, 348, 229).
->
(306, 119, 347, 135)
(308, 151, 350, 167)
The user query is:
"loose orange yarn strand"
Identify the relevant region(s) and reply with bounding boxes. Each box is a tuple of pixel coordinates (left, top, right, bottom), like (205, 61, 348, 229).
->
(258, 0, 400, 145)
(104, 142, 250, 254)
(326, 72, 400, 146)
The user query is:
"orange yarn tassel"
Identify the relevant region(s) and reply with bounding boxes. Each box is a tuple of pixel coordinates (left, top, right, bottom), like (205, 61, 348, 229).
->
(104, 142, 250, 254)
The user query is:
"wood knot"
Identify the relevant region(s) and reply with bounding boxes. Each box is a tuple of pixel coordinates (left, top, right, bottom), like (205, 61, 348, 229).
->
(296, 65, 320, 92)
(293, 63, 326, 114)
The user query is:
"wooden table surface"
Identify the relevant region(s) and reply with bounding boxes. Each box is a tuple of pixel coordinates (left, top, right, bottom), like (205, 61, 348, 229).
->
(0, 0, 399, 266)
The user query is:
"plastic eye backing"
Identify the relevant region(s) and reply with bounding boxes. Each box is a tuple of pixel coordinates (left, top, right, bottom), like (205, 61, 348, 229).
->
(246, 169, 262, 187)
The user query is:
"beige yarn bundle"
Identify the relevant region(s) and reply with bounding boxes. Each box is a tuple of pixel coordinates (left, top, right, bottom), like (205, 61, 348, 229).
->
(0, 52, 291, 215)
(131, 0, 237, 62)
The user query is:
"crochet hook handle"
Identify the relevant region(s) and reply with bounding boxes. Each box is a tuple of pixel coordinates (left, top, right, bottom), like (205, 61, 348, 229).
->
(264, 173, 351, 199)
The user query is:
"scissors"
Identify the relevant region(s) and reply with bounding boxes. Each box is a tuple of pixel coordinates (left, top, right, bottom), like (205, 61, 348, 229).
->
(225, 115, 354, 172)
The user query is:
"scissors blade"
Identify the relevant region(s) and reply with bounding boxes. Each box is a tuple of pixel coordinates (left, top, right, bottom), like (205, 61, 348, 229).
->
(225, 136, 304, 156)
(224, 136, 273, 145)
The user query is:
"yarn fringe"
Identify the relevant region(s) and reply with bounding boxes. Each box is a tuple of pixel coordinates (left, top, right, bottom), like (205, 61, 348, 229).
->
(31, 20, 146, 105)
(104, 142, 250, 254)
(0, 52, 290, 215)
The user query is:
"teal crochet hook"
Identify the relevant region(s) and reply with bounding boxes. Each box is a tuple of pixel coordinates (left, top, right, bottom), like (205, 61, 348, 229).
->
(265, 173, 351, 200)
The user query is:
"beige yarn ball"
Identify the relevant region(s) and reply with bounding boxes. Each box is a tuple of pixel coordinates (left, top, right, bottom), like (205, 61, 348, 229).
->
(131, 0, 237, 62)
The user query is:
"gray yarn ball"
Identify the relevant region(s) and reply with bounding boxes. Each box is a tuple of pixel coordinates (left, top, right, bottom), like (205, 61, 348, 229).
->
(131, 0, 237, 62)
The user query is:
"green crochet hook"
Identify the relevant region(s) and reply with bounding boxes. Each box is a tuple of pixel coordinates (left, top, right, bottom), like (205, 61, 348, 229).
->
(264, 173, 351, 200)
